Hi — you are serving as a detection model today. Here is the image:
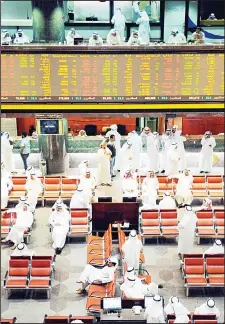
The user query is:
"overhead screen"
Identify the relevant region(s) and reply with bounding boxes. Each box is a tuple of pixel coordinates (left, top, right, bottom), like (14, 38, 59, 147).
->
(1, 53, 224, 102)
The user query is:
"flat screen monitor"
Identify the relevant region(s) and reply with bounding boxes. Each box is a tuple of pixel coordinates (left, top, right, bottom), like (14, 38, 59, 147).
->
(103, 297, 122, 312)
(144, 296, 163, 309)
(92, 202, 139, 232)
(98, 197, 112, 203)
(37, 119, 63, 135)
(74, 37, 83, 45)
(123, 197, 137, 202)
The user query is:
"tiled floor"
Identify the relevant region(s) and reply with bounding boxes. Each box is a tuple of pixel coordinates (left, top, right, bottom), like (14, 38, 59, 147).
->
(1, 167, 224, 323)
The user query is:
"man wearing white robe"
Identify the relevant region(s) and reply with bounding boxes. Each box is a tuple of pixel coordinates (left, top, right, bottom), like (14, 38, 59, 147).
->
(111, 8, 126, 41)
(193, 198, 213, 212)
(128, 30, 143, 45)
(136, 10, 151, 45)
(106, 124, 121, 171)
(122, 230, 143, 274)
(48, 203, 70, 254)
(122, 170, 138, 198)
(166, 143, 180, 176)
(1, 162, 13, 208)
(171, 126, 186, 172)
(120, 141, 133, 176)
(170, 169, 193, 207)
(1, 132, 14, 173)
(106, 29, 121, 45)
(79, 169, 96, 202)
(97, 143, 112, 186)
(147, 132, 160, 173)
(52, 198, 68, 211)
(160, 129, 172, 173)
(173, 302, 190, 323)
(140, 127, 153, 152)
(178, 206, 197, 259)
(167, 29, 186, 44)
(194, 298, 220, 319)
(70, 186, 90, 210)
(142, 171, 159, 206)
(78, 160, 89, 177)
(11, 242, 35, 257)
(25, 171, 43, 209)
(144, 295, 165, 323)
(199, 131, 216, 173)
(204, 239, 224, 255)
(88, 33, 103, 46)
(121, 275, 160, 300)
(164, 296, 189, 315)
(76, 257, 118, 294)
(66, 28, 82, 45)
(158, 192, 176, 210)
(2, 203, 33, 249)
(128, 131, 142, 171)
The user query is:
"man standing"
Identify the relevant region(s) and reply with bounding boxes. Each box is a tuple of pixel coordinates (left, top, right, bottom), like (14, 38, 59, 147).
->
(111, 8, 126, 42)
(122, 230, 143, 274)
(106, 124, 121, 172)
(147, 132, 160, 173)
(107, 134, 116, 179)
(199, 131, 216, 173)
(128, 131, 142, 171)
(20, 132, 30, 171)
(170, 169, 193, 208)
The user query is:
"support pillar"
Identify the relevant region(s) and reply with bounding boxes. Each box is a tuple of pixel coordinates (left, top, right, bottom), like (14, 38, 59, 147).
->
(32, 0, 65, 43)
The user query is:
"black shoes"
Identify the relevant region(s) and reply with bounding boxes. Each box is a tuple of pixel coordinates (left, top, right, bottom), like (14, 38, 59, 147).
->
(158, 284, 164, 289)
(200, 171, 204, 173)
(161, 170, 165, 174)
(55, 248, 62, 255)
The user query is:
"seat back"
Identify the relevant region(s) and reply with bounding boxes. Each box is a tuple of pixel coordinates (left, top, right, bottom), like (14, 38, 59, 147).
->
(44, 177, 61, 185)
(12, 177, 26, 185)
(9, 260, 29, 276)
(196, 211, 213, 219)
(206, 257, 224, 274)
(141, 211, 159, 219)
(193, 176, 206, 183)
(44, 316, 68, 324)
(31, 260, 51, 276)
(192, 314, 217, 321)
(184, 258, 205, 275)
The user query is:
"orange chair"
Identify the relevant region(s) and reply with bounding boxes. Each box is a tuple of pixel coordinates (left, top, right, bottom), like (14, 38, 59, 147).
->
(0, 318, 17, 324)
(8, 177, 26, 201)
(214, 209, 224, 237)
(141, 210, 161, 243)
(61, 178, 79, 199)
(184, 258, 207, 296)
(43, 177, 61, 204)
(28, 259, 52, 298)
(192, 176, 208, 198)
(160, 211, 179, 238)
(192, 314, 217, 323)
(193, 321, 217, 324)
(1, 210, 14, 237)
(43, 315, 68, 323)
(180, 254, 203, 274)
(86, 297, 101, 314)
(206, 175, 224, 199)
(68, 209, 89, 240)
(196, 211, 217, 243)
(158, 176, 174, 197)
(4, 260, 29, 297)
(206, 257, 224, 287)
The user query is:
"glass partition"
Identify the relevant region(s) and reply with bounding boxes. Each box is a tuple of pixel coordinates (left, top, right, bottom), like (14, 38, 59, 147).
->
(200, 0, 224, 26)
(72, 1, 110, 22)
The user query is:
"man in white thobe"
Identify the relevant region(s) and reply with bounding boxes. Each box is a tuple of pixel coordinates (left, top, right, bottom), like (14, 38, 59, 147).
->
(88, 32, 103, 46)
(14, 29, 30, 44)
(194, 298, 220, 319)
(106, 124, 121, 172)
(140, 127, 153, 152)
(204, 239, 224, 255)
(111, 8, 126, 42)
(167, 29, 186, 44)
(193, 197, 213, 212)
(1, 162, 13, 208)
(144, 295, 165, 323)
(70, 186, 90, 209)
(11, 242, 35, 257)
(97, 143, 112, 186)
(166, 143, 180, 176)
(78, 160, 89, 177)
(171, 126, 186, 172)
(1, 132, 14, 173)
(128, 30, 143, 45)
(48, 203, 70, 254)
(199, 131, 216, 173)
(122, 170, 138, 198)
(177, 205, 197, 259)
(147, 132, 160, 173)
(120, 141, 133, 176)
(106, 29, 121, 45)
(160, 129, 172, 173)
(173, 302, 190, 323)
(52, 198, 68, 211)
(164, 296, 189, 316)
(158, 192, 176, 210)
(66, 28, 82, 45)
(120, 275, 161, 299)
(128, 131, 142, 171)
(25, 171, 43, 209)
(122, 230, 143, 274)
(136, 10, 151, 45)
(79, 169, 96, 202)
(142, 170, 159, 206)
(170, 169, 193, 208)
(2, 203, 33, 249)
(133, 1, 141, 22)
(76, 257, 118, 294)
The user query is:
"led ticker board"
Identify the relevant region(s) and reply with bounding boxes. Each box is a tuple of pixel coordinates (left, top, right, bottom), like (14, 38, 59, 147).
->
(1, 53, 224, 102)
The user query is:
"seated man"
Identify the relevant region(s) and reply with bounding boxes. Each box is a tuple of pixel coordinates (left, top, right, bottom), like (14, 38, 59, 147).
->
(192, 27, 205, 44)
(66, 28, 82, 45)
(79, 169, 96, 202)
(88, 32, 103, 46)
(2, 202, 33, 249)
(128, 30, 143, 45)
(164, 296, 189, 315)
(78, 160, 89, 176)
(122, 170, 138, 198)
(11, 242, 35, 257)
(142, 170, 159, 206)
(158, 192, 176, 209)
(173, 302, 190, 323)
(107, 29, 121, 45)
(193, 198, 212, 212)
(170, 169, 193, 208)
(70, 185, 91, 209)
(76, 257, 118, 294)
(48, 202, 70, 255)
(52, 197, 68, 211)
(167, 29, 186, 44)
(204, 239, 223, 255)
(144, 295, 165, 323)
(14, 29, 30, 44)
(194, 298, 220, 319)
(120, 275, 162, 299)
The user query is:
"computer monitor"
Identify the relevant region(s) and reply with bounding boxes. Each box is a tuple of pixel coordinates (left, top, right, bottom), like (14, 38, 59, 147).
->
(98, 197, 112, 203)
(74, 37, 83, 45)
(144, 296, 163, 308)
(123, 197, 137, 203)
(36, 119, 63, 135)
(103, 297, 122, 312)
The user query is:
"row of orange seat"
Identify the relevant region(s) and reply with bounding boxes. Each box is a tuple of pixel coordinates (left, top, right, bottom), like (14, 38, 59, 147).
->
(181, 255, 224, 297)
(138, 175, 224, 199)
(167, 313, 218, 324)
(140, 209, 224, 244)
(3, 257, 55, 299)
(8, 176, 80, 205)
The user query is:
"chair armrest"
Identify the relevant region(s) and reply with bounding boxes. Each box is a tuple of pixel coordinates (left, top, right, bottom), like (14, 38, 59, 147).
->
(3, 270, 8, 286)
